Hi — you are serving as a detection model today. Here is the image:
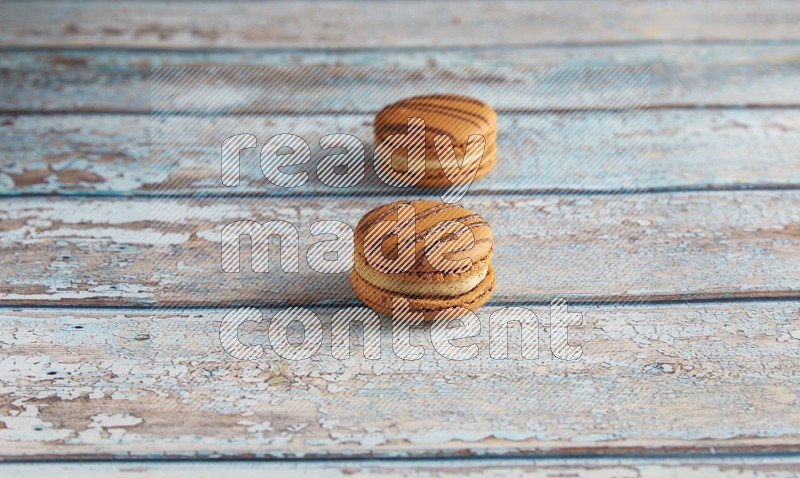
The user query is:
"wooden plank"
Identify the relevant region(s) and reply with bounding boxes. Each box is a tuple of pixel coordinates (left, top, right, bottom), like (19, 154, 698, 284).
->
(4, 44, 800, 112)
(4, 457, 800, 476)
(1, 1, 799, 49)
(1, 191, 798, 306)
(3, 109, 800, 196)
(146, 65, 653, 114)
(1, 301, 799, 459)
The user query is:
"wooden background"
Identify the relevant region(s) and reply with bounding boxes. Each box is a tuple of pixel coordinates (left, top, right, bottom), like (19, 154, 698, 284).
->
(1, 1, 800, 475)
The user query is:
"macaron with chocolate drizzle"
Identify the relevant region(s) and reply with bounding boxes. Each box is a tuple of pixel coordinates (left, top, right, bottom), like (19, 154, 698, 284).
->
(351, 199, 495, 320)
(374, 94, 498, 187)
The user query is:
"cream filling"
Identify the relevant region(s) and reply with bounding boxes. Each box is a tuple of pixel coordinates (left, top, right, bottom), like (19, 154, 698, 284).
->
(386, 145, 497, 169)
(354, 254, 488, 298)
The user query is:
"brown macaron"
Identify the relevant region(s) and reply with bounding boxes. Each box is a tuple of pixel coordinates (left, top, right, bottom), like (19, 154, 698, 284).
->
(351, 200, 496, 320)
(374, 94, 498, 187)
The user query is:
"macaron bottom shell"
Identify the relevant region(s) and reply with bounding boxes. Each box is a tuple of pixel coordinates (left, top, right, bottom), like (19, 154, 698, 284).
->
(350, 263, 496, 321)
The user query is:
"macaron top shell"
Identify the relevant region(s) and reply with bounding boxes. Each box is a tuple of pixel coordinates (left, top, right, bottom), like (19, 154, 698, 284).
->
(354, 200, 494, 277)
(375, 94, 498, 154)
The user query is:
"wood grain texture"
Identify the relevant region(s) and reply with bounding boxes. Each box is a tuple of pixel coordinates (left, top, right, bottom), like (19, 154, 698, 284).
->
(2, 1, 799, 49)
(1, 301, 798, 459)
(3, 109, 799, 196)
(4, 457, 800, 476)
(1, 192, 798, 306)
(2, 0, 800, 468)
(4, 44, 800, 112)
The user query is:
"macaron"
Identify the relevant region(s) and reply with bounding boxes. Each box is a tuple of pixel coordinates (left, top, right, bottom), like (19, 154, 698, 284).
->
(351, 199, 496, 320)
(374, 94, 498, 187)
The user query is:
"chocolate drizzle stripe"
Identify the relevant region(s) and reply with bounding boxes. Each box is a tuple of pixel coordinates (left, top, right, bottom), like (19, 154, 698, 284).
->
(375, 130, 497, 153)
(414, 214, 483, 242)
(449, 237, 493, 255)
(356, 202, 410, 233)
(358, 203, 492, 274)
(359, 202, 456, 234)
(402, 100, 492, 124)
(360, 204, 461, 258)
(409, 94, 489, 108)
(417, 219, 489, 262)
(392, 102, 490, 129)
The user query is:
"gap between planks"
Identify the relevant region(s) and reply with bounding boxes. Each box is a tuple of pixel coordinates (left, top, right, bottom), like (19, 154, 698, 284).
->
(7, 38, 800, 54)
(3, 295, 800, 312)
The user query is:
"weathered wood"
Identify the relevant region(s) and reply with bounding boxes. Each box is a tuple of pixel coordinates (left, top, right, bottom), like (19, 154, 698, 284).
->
(0, 0, 797, 470)
(1, 301, 798, 459)
(2, 1, 799, 49)
(4, 44, 800, 112)
(146, 65, 654, 114)
(1, 192, 798, 306)
(4, 457, 800, 476)
(3, 109, 799, 196)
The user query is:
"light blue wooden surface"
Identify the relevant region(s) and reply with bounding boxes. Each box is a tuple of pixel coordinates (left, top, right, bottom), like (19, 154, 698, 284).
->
(0, 0, 799, 468)
(4, 45, 800, 113)
(2, 109, 799, 196)
(2, 191, 799, 306)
